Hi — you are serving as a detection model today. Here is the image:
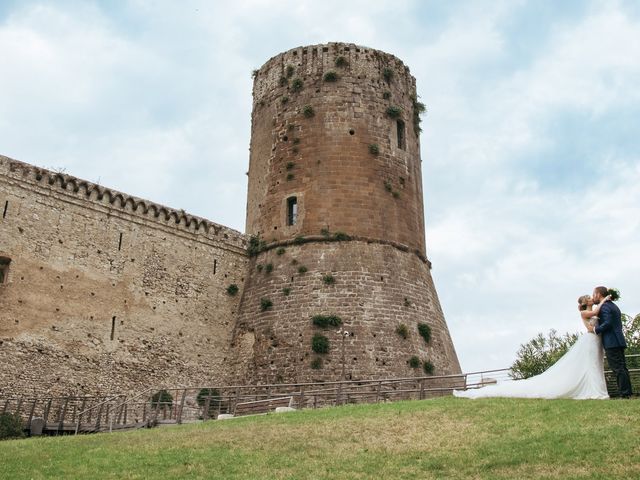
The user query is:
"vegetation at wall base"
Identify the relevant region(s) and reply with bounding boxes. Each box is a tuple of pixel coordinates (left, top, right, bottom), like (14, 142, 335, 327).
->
(2, 398, 638, 478)
(0, 413, 24, 440)
(408, 355, 420, 368)
(423, 360, 434, 375)
(150, 390, 173, 409)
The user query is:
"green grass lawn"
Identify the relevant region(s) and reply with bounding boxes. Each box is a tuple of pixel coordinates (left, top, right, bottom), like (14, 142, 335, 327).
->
(1, 397, 638, 479)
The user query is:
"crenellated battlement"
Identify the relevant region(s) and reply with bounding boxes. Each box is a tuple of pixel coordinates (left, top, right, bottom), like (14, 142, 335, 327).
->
(0, 155, 247, 251)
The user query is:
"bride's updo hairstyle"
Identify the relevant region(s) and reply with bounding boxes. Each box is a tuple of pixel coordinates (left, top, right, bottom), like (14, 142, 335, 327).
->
(577, 295, 590, 311)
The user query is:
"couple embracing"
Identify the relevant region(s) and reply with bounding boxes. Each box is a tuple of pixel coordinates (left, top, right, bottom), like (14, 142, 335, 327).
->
(454, 286, 633, 400)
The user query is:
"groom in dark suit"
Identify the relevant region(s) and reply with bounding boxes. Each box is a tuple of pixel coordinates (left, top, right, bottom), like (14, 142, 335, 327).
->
(588, 286, 633, 398)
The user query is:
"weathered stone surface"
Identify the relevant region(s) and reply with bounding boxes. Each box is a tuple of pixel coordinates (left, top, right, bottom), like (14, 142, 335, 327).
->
(0, 156, 247, 397)
(234, 42, 460, 384)
(0, 42, 460, 398)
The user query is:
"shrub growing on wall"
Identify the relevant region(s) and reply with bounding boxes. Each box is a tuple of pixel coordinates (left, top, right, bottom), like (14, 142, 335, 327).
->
(312, 315, 342, 329)
(418, 323, 431, 344)
(312, 334, 330, 354)
(408, 356, 420, 368)
(226, 284, 239, 296)
(396, 324, 409, 339)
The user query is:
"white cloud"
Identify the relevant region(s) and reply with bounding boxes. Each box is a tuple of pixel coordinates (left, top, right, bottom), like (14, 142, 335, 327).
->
(1, 0, 639, 373)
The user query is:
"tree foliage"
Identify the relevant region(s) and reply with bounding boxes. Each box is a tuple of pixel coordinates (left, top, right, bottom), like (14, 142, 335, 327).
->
(622, 313, 640, 353)
(510, 329, 579, 380)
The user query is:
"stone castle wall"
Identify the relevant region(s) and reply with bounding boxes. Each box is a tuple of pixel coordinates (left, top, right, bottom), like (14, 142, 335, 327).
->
(235, 43, 460, 383)
(246, 42, 426, 254)
(0, 155, 248, 397)
(233, 240, 460, 385)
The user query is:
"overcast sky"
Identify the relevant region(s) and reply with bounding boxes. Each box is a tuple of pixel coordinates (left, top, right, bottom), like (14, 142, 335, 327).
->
(1, 0, 639, 372)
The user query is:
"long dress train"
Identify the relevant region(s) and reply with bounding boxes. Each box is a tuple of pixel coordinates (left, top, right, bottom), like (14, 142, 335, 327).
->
(453, 332, 609, 400)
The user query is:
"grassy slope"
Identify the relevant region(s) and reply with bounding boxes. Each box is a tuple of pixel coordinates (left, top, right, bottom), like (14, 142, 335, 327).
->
(0, 397, 638, 479)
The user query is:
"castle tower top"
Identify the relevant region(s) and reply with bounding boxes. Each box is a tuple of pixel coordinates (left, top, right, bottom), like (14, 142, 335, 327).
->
(246, 42, 427, 256)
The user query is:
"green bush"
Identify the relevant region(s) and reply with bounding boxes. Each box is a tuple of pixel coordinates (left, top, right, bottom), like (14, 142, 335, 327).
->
(322, 274, 336, 285)
(323, 71, 338, 82)
(291, 77, 303, 92)
(396, 324, 409, 339)
(294, 236, 306, 245)
(286, 173, 294, 181)
(408, 356, 420, 368)
(298, 266, 308, 274)
(369, 144, 380, 155)
(333, 232, 351, 241)
(265, 263, 274, 274)
(386, 106, 402, 119)
(423, 360, 435, 375)
(335, 56, 348, 68)
(382, 67, 393, 82)
(226, 284, 239, 296)
(276, 247, 286, 255)
(260, 298, 273, 311)
(0, 412, 24, 440)
(312, 334, 330, 354)
(151, 390, 173, 409)
(247, 235, 266, 256)
(302, 105, 315, 118)
(411, 95, 427, 134)
(310, 358, 323, 369)
(286, 65, 295, 78)
(196, 388, 221, 417)
(418, 323, 431, 344)
(282, 287, 291, 296)
(510, 329, 579, 379)
(312, 315, 343, 329)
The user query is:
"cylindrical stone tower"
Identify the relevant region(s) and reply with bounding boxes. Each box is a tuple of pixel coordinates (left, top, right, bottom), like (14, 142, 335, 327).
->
(233, 42, 460, 384)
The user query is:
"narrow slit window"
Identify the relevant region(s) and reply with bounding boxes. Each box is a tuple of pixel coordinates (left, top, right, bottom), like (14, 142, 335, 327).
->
(0, 256, 10, 284)
(118, 232, 123, 251)
(2, 201, 7, 219)
(287, 197, 298, 226)
(213, 259, 217, 275)
(110, 316, 116, 340)
(396, 120, 406, 150)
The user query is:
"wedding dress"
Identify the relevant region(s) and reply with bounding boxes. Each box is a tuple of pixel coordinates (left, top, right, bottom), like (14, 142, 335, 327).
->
(454, 328, 609, 400)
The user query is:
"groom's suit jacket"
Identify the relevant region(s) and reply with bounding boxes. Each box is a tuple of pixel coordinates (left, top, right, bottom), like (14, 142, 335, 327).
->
(595, 301, 627, 349)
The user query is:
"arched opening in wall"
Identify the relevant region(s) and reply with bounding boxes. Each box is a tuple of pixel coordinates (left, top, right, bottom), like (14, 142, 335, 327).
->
(396, 120, 406, 150)
(287, 196, 298, 226)
(0, 256, 11, 284)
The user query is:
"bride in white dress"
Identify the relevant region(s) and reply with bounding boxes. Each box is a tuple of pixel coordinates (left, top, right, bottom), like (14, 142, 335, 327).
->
(454, 295, 611, 400)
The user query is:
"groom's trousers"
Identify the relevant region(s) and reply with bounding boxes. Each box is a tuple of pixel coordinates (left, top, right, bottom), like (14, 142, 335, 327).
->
(605, 347, 633, 397)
